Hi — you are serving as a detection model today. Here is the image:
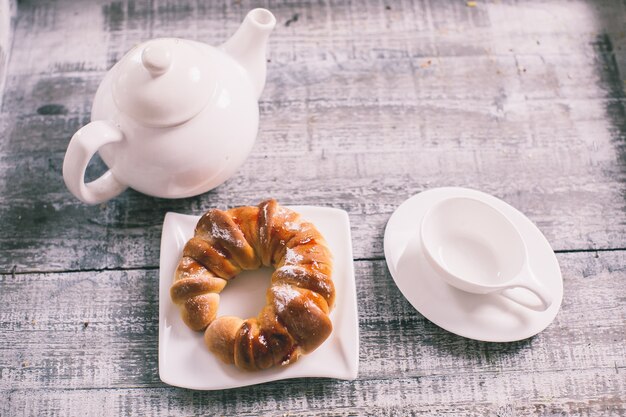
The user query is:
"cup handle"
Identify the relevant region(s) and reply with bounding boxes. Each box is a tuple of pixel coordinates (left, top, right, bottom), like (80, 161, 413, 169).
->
(498, 265, 553, 311)
(62, 121, 128, 204)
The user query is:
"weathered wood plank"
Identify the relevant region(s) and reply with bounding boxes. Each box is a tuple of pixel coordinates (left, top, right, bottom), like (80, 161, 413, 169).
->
(0, 0, 15, 109)
(1, 71, 625, 270)
(0, 164, 624, 273)
(0, 252, 624, 394)
(3, 53, 625, 150)
(6, 0, 626, 77)
(1, 0, 626, 273)
(3, 367, 626, 417)
(1, 0, 626, 415)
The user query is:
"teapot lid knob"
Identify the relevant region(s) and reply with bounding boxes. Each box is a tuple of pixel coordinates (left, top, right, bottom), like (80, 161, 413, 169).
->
(141, 44, 172, 76)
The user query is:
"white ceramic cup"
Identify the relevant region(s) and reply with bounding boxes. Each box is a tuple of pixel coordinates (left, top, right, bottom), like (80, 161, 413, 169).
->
(420, 196, 552, 311)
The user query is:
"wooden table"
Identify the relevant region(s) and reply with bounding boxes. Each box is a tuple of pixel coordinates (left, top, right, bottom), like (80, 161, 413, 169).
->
(1, 0, 625, 415)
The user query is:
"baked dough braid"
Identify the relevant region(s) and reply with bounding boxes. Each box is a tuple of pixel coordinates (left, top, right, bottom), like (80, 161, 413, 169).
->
(170, 199, 335, 371)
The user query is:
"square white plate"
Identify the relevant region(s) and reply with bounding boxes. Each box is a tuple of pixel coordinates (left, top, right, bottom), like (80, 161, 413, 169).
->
(158, 206, 359, 390)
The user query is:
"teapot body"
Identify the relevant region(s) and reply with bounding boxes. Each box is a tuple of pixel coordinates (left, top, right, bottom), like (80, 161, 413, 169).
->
(62, 8, 276, 204)
(93, 41, 259, 199)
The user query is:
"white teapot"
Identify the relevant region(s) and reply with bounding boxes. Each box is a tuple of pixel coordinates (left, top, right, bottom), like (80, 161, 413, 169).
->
(63, 9, 276, 204)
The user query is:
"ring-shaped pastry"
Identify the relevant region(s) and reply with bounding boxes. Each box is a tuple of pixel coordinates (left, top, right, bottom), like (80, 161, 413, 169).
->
(170, 199, 335, 370)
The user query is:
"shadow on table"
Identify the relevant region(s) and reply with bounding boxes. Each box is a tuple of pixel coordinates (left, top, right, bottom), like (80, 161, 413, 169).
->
(592, 31, 626, 204)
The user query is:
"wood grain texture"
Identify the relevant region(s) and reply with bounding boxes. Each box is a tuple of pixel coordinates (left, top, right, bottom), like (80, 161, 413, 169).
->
(1, 252, 625, 415)
(3, 369, 626, 417)
(1, 0, 626, 415)
(0, 0, 626, 272)
(0, 0, 15, 109)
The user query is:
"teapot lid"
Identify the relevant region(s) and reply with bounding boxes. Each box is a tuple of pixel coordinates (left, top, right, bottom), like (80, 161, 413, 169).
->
(112, 38, 215, 127)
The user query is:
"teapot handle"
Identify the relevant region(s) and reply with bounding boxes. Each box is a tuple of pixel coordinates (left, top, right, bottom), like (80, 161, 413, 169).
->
(62, 121, 128, 204)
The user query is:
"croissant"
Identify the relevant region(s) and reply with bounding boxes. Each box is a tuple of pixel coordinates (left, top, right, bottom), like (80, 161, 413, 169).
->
(170, 199, 335, 371)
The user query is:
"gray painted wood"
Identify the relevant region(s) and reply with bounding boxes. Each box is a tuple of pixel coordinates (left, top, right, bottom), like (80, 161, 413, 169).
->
(1, 0, 625, 415)
(1, 0, 626, 272)
(1, 252, 625, 415)
(0, 0, 15, 109)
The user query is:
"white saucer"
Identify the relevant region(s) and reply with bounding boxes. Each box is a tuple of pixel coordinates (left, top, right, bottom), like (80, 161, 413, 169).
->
(159, 206, 359, 390)
(384, 187, 563, 342)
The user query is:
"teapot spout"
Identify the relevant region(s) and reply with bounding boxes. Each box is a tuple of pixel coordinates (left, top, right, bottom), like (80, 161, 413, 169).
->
(221, 8, 276, 99)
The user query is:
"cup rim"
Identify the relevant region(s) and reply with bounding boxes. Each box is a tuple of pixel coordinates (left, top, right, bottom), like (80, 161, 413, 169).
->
(419, 195, 530, 291)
